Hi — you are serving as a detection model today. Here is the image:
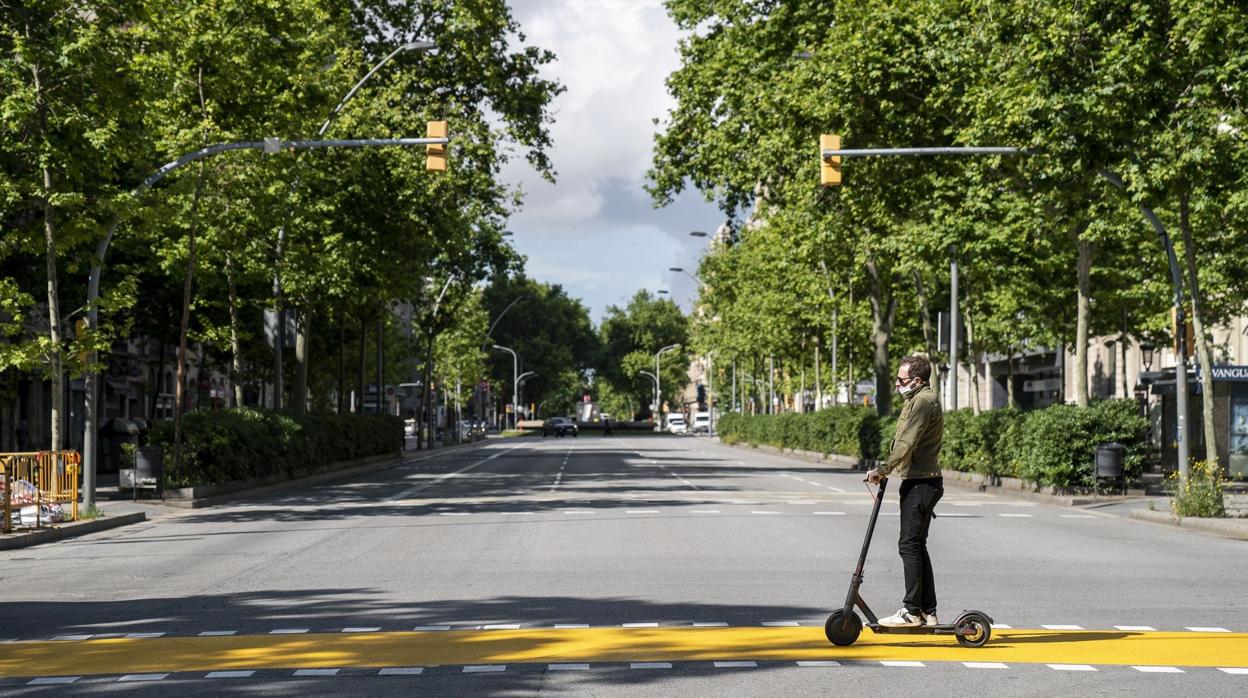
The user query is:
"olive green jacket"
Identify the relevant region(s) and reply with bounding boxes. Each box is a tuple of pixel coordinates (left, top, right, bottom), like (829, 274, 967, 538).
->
(878, 384, 943, 480)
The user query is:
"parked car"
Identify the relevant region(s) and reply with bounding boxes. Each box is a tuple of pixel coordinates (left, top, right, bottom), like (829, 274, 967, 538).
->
(542, 416, 578, 437)
(692, 411, 711, 434)
(665, 414, 688, 434)
(404, 418, 418, 438)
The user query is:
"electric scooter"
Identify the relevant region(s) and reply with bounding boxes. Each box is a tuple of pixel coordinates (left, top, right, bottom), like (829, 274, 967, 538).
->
(824, 478, 993, 648)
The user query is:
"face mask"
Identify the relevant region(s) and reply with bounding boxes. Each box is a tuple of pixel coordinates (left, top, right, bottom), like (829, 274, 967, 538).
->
(899, 380, 921, 397)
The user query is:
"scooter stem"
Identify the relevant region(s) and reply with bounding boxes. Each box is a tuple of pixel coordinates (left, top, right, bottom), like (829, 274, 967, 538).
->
(848, 478, 887, 591)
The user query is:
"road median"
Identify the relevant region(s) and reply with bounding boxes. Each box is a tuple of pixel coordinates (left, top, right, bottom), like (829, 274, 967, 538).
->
(0, 512, 147, 551)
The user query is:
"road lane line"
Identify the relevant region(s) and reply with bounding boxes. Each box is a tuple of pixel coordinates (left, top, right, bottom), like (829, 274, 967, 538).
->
(630, 662, 672, 669)
(1048, 664, 1096, 671)
(1042, 625, 1084, 630)
(554, 625, 589, 629)
(198, 631, 236, 636)
(388, 445, 523, 501)
(1219, 667, 1248, 674)
(881, 661, 924, 667)
(269, 629, 309, 634)
(463, 665, 506, 673)
(483, 625, 521, 630)
(27, 677, 79, 685)
(963, 662, 1008, 669)
(762, 622, 800, 627)
(796, 660, 840, 667)
(118, 673, 169, 681)
(714, 661, 757, 668)
(379, 667, 424, 675)
(1132, 666, 1183, 673)
(206, 671, 255, 678)
(1188, 627, 1231, 632)
(627, 510, 659, 514)
(1115, 626, 1156, 631)
(549, 663, 590, 670)
(293, 668, 339, 676)
(813, 511, 846, 516)
(623, 623, 658, 628)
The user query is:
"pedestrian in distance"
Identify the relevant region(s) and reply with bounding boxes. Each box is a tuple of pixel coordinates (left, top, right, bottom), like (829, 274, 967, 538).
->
(866, 354, 944, 628)
(603, 417, 612, 437)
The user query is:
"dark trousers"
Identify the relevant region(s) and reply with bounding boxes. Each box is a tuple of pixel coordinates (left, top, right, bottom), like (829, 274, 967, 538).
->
(898, 477, 943, 615)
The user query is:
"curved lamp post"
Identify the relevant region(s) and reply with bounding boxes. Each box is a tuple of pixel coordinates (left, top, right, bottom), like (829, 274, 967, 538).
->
(655, 343, 682, 419)
(492, 344, 519, 430)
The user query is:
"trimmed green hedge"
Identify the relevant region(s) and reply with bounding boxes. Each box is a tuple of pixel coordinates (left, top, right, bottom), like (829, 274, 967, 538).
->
(718, 399, 1147, 489)
(149, 408, 403, 488)
(717, 406, 881, 459)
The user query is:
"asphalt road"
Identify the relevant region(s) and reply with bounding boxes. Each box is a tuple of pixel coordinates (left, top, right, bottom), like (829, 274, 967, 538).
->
(1, 435, 1245, 696)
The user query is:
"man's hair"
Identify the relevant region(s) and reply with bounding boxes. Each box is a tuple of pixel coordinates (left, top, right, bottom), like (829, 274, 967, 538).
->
(900, 354, 931, 383)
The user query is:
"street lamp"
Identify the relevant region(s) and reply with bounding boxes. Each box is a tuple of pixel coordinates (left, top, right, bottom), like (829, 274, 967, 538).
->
(492, 344, 519, 430)
(669, 267, 703, 287)
(655, 343, 681, 419)
(689, 231, 709, 238)
(516, 371, 536, 421)
(639, 370, 660, 428)
(1140, 343, 1155, 372)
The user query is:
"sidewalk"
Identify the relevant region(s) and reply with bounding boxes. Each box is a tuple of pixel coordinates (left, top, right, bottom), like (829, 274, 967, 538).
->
(715, 438, 1248, 542)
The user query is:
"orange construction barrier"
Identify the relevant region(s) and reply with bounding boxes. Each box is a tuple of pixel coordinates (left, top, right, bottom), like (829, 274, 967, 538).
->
(1, 450, 80, 532)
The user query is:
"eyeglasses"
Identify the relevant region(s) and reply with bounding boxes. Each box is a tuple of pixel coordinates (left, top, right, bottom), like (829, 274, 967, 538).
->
(894, 376, 915, 386)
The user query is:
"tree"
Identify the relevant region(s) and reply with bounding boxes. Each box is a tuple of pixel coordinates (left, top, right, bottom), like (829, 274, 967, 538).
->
(598, 291, 690, 418)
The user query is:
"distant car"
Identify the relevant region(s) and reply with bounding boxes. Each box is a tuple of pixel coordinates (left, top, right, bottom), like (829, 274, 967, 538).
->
(666, 414, 688, 434)
(692, 412, 711, 434)
(542, 416, 578, 437)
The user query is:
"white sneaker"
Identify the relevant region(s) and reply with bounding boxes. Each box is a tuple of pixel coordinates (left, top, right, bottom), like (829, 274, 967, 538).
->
(922, 612, 939, 626)
(879, 609, 923, 627)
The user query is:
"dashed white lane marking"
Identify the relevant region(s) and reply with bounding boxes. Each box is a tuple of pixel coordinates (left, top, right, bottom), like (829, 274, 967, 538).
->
(439, 512, 470, 516)
(269, 628, 310, 634)
(563, 510, 594, 515)
(999, 514, 1033, 518)
(342, 627, 382, 633)
(198, 631, 237, 637)
(963, 662, 1009, 669)
(388, 445, 523, 501)
(627, 510, 660, 514)
(797, 660, 842, 667)
(1133, 666, 1184, 673)
(414, 625, 451, 631)
(881, 661, 925, 667)
(379, 668, 424, 676)
(623, 623, 659, 628)
(1048, 664, 1097, 671)
(28, 677, 79, 685)
(692, 509, 720, 514)
(53, 635, 92, 641)
(500, 511, 534, 515)
(631, 662, 673, 670)
(118, 673, 169, 682)
(293, 669, 339, 677)
(939, 513, 974, 517)
(813, 511, 846, 516)
(463, 665, 507, 673)
(125, 632, 165, 639)
(1115, 626, 1157, 631)
(994, 624, 1013, 629)
(483, 624, 521, 630)
(1042, 625, 1084, 630)
(762, 621, 800, 627)
(1188, 627, 1231, 632)
(714, 661, 758, 668)
(549, 663, 590, 671)
(207, 671, 255, 678)
(693, 622, 729, 627)
(1219, 667, 1248, 675)
(750, 510, 780, 515)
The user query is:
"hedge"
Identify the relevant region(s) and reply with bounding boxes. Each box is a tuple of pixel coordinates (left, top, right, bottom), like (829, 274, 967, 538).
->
(718, 399, 1148, 489)
(148, 408, 403, 488)
(717, 406, 881, 459)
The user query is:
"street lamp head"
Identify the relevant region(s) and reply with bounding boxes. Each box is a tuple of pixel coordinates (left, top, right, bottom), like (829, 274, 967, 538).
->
(657, 289, 670, 295)
(1140, 342, 1155, 372)
(669, 267, 684, 272)
(689, 231, 708, 238)
(402, 40, 437, 52)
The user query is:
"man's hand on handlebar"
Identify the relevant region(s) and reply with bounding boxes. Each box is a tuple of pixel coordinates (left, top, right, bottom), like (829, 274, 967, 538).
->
(865, 468, 882, 484)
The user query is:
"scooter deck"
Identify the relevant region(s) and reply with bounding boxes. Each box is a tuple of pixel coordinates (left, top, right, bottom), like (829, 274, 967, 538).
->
(866, 623, 964, 636)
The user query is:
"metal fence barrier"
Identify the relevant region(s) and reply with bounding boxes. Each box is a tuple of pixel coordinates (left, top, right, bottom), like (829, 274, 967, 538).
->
(1, 450, 80, 532)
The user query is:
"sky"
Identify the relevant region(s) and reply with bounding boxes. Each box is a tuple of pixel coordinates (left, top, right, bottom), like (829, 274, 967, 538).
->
(500, 0, 722, 321)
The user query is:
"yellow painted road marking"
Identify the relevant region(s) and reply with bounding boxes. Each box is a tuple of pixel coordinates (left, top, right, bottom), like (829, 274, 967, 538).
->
(1, 628, 1246, 678)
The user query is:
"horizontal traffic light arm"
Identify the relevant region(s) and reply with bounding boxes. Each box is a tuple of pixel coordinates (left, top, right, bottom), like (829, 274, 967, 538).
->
(820, 146, 1032, 158)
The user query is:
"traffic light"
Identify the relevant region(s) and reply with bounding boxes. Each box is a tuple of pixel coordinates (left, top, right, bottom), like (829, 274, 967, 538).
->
(1172, 307, 1194, 356)
(426, 120, 447, 171)
(820, 133, 841, 186)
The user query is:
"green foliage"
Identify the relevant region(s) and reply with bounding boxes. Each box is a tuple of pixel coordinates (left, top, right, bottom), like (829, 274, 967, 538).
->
(597, 290, 690, 419)
(715, 407, 880, 459)
(998, 400, 1148, 488)
(149, 408, 401, 488)
(941, 408, 1024, 476)
(1168, 460, 1228, 518)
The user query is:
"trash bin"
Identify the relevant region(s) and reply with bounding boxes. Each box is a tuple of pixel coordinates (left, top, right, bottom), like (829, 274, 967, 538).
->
(134, 446, 163, 496)
(1095, 442, 1125, 478)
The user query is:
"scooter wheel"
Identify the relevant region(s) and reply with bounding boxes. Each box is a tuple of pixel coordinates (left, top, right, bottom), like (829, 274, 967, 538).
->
(824, 610, 862, 646)
(954, 612, 992, 648)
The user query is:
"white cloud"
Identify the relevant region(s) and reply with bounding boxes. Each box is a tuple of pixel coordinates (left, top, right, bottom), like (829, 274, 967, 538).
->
(500, 0, 722, 320)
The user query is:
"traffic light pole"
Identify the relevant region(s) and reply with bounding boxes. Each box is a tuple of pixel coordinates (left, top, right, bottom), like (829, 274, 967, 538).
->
(820, 143, 1190, 483)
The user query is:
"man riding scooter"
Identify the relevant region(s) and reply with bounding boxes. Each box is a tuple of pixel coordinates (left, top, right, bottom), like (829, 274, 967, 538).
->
(866, 354, 944, 628)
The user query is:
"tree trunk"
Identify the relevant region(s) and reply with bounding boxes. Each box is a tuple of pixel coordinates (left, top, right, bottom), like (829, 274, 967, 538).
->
(1180, 190, 1219, 462)
(293, 304, 309, 414)
(171, 166, 207, 471)
(965, 307, 981, 415)
(149, 341, 165, 421)
(337, 313, 345, 414)
(1075, 236, 1093, 406)
(1006, 346, 1017, 408)
(357, 314, 366, 413)
(866, 256, 897, 416)
(32, 55, 64, 452)
(912, 269, 935, 359)
(814, 337, 822, 411)
(226, 254, 244, 407)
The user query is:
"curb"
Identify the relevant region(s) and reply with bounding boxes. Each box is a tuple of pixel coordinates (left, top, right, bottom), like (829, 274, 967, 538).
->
(155, 439, 493, 509)
(1129, 508, 1248, 541)
(0, 512, 147, 551)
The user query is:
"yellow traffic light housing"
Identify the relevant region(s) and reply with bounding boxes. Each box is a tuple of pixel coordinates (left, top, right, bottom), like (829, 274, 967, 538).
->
(820, 133, 842, 186)
(1172, 307, 1194, 356)
(426, 120, 447, 172)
